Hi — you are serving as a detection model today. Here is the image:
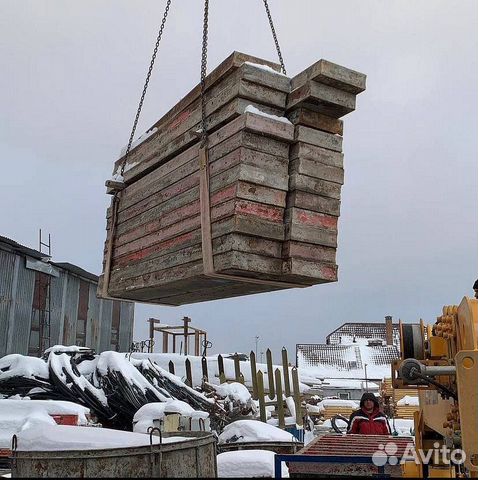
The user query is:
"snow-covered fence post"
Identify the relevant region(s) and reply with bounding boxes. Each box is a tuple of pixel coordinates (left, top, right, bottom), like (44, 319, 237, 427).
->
(249, 350, 259, 399)
(234, 353, 241, 383)
(266, 349, 275, 400)
(185, 358, 193, 387)
(275, 368, 285, 428)
(257, 370, 267, 422)
(282, 347, 291, 397)
(168, 360, 175, 375)
(217, 355, 226, 383)
(201, 356, 208, 382)
(292, 367, 303, 427)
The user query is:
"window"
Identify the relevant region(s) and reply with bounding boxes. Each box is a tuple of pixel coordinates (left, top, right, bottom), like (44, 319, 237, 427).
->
(339, 392, 350, 400)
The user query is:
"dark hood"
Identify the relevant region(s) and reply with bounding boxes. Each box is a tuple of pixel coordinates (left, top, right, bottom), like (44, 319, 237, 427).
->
(360, 392, 379, 408)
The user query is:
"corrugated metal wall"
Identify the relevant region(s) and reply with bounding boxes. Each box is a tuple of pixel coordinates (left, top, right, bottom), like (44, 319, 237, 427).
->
(0, 248, 135, 357)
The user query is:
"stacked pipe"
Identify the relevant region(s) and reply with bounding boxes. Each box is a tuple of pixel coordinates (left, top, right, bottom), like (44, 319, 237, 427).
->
(99, 52, 366, 305)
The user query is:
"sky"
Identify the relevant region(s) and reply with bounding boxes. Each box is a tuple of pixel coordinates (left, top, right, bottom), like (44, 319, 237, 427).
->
(1, 1, 476, 360)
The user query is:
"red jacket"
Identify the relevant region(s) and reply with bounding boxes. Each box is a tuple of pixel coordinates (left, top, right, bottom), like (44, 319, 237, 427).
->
(347, 407, 391, 435)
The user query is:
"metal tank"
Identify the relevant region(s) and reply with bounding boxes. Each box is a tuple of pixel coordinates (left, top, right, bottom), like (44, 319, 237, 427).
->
(11, 431, 217, 478)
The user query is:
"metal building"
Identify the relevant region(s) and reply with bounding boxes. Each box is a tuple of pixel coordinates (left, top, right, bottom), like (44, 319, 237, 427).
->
(0, 235, 134, 357)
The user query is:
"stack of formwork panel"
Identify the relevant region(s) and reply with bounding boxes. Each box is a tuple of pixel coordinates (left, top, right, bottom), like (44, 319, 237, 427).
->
(99, 53, 366, 305)
(282, 60, 366, 285)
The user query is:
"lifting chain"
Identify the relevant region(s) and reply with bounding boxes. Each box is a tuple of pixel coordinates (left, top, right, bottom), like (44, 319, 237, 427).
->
(200, 0, 210, 147)
(120, 0, 172, 177)
(262, 0, 287, 75)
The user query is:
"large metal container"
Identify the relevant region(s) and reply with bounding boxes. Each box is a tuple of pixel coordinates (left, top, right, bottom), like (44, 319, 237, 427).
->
(11, 432, 217, 478)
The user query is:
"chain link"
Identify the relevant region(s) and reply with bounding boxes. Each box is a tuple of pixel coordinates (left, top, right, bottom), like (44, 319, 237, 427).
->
(262, 0, 286, 75)
(200, 0, 210, 147)
(120, 0, 172, 177)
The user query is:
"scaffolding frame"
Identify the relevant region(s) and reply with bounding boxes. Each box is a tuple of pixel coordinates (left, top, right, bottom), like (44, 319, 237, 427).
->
(148, 317, 208, 356)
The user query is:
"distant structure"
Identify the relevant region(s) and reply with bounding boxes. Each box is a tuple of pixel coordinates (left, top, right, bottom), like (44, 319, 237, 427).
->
(0, 235, 134, 357)
(296, 317, 400, 396)
(326, 316, 400, 349)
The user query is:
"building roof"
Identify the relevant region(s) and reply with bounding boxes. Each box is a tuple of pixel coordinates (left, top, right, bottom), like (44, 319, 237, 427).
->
(326, 322, 400, 347)
(0, 235, 99, 283)
(0, 234, 45, 260)
(297, 339, 399, 380)
(51, 262, 99, 283)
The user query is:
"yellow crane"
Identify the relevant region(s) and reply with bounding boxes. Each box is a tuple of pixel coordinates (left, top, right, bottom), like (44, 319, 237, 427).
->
(393, 295, 477, 477)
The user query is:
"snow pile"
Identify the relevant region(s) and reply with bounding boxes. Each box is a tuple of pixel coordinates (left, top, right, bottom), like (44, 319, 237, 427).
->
(97, 352, 168, 400)
(391, 419, 414, 437)
(213, 382, 251, 404)
(44, 345, 91, 355)
(244, 61, 287, 76)
(320, 418, 349, 429)
(0, 399, 90, 425)
(49, 353, 108, 406)
(244, 105, 292, 125)
(16, 425, 192, 451)
(319, 378, 380, 390)
(0, 354, 49, 381)
(217, 450, 289, 478)
(133, 400, 209, 433)
(218, 420, 297, 445)
(315, 399, 359, 411)
(397, 395, 419, 406)
(0, 406, 56, 448)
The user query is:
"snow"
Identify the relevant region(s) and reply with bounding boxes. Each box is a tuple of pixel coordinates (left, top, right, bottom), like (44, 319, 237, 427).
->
(244, 61, 287, 77)
(390, 419, 415, 436)
(218, 420, 297, 445)
(0, 398, 92, 447)
(285, 396, 296, 419)
(397, 395, 419, 406)
(244, 105, 292, 125)
(96, 352, 169, 401)
(44, 345, 90, 355)
(213, 382, 251, 404)
(49, 353, 108, 406)
(131, 353, 310, 394)
(315, 399, 359, 411)
(320, 418, 349, 429)
(0, 406, 56, 448)
(0, 399, 90, 425)
(217, 450, 289, 478)
(133, 400, 208, 422)
(16, 425, 193, 451)
(319, 378, 380, 390)
(118, 127, 158, 159)
(0, 354, 49, 381)
(133, 400, 209, 434)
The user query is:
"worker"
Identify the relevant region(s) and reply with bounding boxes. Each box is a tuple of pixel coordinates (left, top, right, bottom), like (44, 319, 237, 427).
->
(347, 392, 391, 435)
(473, 279, 478, 299)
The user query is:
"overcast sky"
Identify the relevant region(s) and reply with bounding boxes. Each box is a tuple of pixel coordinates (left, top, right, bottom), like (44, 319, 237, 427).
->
(1, 1, 476, 360)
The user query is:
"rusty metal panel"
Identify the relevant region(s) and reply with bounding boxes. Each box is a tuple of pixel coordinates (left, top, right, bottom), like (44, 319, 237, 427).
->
(75, 280, 89, 346)
(86, 283, 99, 351)
(49, 272, 67, 346)
(119, 301, 134, 352)
(62, 275, 79, 346)
(10, 258, 36, 355)
(98, 299, 113, 352)
(0, 250, 16, 356)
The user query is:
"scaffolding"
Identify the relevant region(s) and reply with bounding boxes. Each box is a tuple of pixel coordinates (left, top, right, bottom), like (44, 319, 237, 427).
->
(34, 229, 52, 355)
(148, 317, 209, 356)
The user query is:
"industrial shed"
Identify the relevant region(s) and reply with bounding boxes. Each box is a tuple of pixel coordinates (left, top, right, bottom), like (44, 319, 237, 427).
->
(0, 235, 134, 357)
